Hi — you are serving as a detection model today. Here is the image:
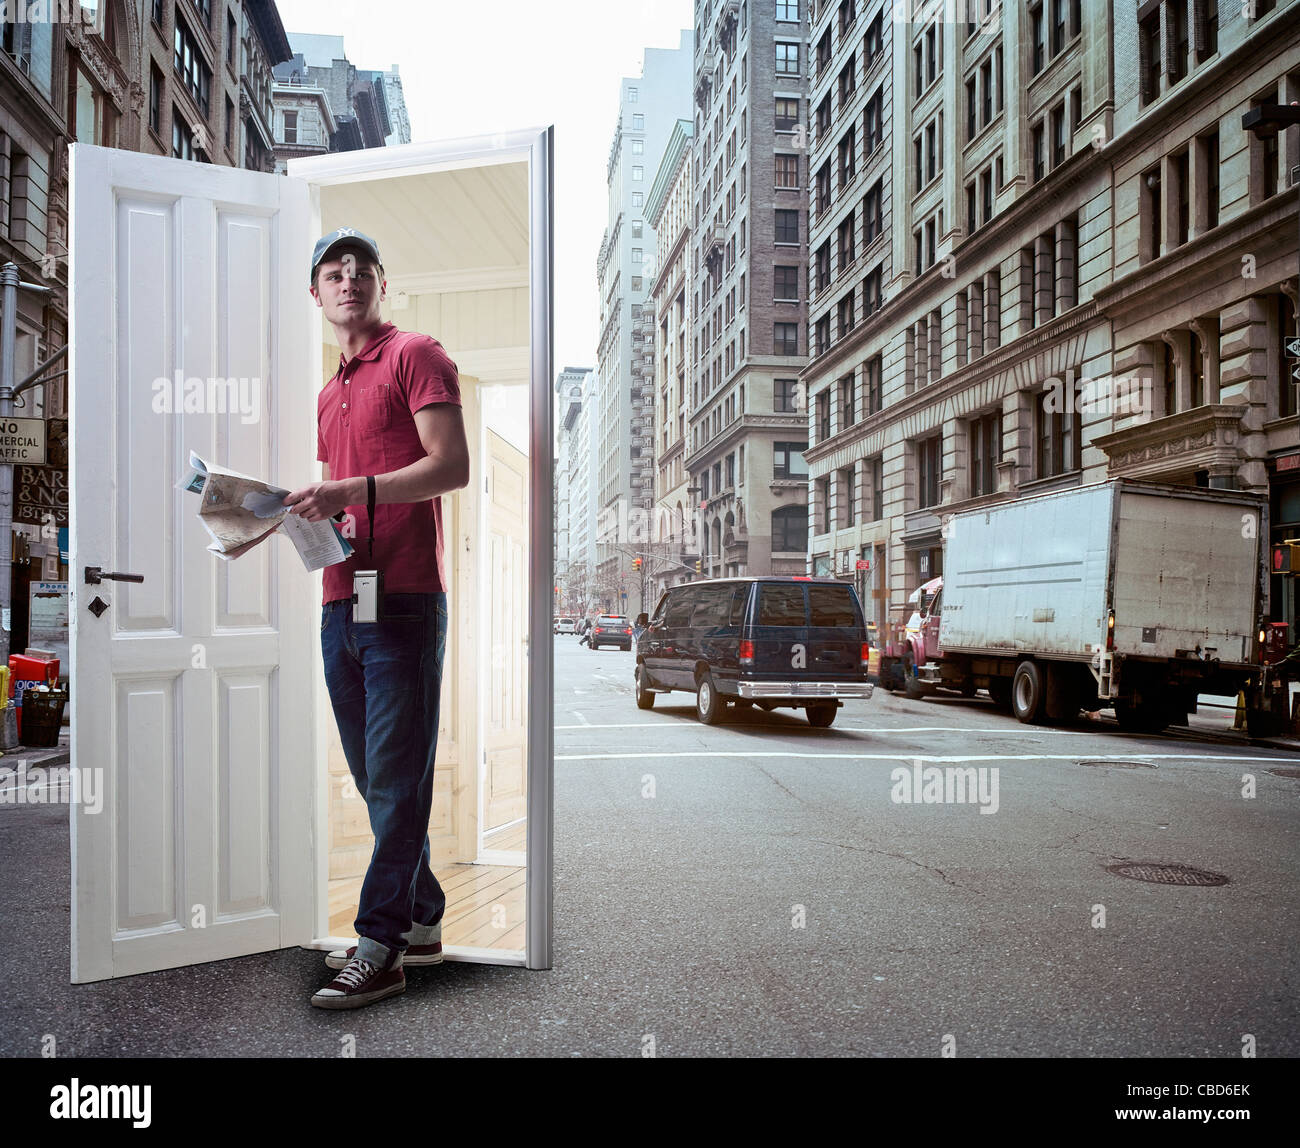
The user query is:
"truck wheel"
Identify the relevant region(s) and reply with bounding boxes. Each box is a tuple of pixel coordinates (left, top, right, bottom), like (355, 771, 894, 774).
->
(695, 670, 727, 725)
(805, 704, 837, 727)
(1011, 661, 1046, 723)
(634, 664, 655, 710)
(1245, 706, 1283, 739)
(903, 657, 927, 700)
(959, 678, 978, 698)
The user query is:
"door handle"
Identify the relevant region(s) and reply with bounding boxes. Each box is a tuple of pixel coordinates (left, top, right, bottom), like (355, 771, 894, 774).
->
(84, 567, 145, 585)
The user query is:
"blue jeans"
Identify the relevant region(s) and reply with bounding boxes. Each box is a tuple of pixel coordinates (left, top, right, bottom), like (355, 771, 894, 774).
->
(321, 591, 448, 969)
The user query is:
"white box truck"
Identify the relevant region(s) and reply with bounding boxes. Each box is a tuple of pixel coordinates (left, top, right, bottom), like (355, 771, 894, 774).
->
(912, 480, 1286, 734)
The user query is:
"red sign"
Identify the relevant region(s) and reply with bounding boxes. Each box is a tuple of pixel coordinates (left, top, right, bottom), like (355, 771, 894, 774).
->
(1277, 453, 1300, 473)
(855, 559, 870, 570)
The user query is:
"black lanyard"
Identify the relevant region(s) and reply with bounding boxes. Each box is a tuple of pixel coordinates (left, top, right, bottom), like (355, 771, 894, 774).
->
(366, 474, 376, 561)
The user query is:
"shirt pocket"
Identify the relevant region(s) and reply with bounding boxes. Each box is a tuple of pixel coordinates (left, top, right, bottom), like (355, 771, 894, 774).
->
(353, 382, 393, 432)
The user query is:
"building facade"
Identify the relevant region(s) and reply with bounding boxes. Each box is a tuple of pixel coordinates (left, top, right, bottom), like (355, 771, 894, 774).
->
(688, 0, 811, 583)
(645, 117, 695, 605)
(800, 0, 1298, 647)
(594, 30, 694, 617)
(557, 366, 599, 617)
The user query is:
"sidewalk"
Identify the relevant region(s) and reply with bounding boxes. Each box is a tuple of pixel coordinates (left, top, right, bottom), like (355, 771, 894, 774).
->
(1188, 685, 1300, 751)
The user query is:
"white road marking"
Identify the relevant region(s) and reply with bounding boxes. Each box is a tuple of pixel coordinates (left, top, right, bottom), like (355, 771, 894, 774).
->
(554, 723, 1093, 733)
(556, 751, 1300, 763)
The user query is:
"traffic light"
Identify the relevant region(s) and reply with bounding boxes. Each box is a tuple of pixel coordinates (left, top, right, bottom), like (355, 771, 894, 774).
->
(1273, 541, 1300, 575)
(633, 557, 642, 571)
(695, 559, 702, 573)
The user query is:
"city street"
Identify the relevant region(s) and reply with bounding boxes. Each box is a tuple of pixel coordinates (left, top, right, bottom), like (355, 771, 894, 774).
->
(552, 634, 1300, 1056)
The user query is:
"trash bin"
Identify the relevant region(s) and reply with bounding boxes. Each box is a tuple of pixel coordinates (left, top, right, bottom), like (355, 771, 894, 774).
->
(21, 685, 67, 748)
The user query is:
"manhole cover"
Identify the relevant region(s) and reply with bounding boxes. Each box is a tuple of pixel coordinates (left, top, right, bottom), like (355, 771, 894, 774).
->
(1077, 758, 1156, 769)
(1105, 862, 1228, 886)
(1267, 768, 1300, 779)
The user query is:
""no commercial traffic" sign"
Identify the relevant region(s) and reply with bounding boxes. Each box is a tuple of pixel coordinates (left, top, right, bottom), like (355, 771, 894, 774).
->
(0, 418, 46, 465)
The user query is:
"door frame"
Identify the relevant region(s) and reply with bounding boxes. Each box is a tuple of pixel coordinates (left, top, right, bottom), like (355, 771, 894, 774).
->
(287, 127, 554, 970)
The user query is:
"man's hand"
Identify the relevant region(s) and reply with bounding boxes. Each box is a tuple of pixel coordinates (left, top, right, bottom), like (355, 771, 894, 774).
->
(283, 479, 359, 522)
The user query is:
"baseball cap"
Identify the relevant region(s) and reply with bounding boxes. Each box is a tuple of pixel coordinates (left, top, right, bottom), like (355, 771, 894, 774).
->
(310, 227, 383, 285)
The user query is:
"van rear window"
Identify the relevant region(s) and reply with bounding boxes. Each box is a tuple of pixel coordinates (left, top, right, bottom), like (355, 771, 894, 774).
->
(757, 584, 806, 626)
(809, 585, 857, 627)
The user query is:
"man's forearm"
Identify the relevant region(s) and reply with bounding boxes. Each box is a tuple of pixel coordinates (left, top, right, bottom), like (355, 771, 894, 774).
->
(340, 454, 467, 506)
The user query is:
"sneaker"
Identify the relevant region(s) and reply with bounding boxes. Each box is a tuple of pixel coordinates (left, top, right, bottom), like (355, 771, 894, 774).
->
(325, 925, 443, 970)
(310, 956, 405, 1010)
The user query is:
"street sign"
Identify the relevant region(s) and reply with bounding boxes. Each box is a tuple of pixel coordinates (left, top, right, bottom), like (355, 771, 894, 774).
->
(0, 417, 45, 464)
(855, 559, 870, 570)
(1285, 337, 1300, 358)
(1291, 362, 1300, 381)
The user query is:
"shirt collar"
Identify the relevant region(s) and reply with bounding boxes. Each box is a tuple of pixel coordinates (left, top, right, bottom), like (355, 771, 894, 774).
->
(336, 322, 399, 373)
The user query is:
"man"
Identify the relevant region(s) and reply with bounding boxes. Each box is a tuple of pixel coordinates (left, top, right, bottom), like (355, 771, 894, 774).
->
(284, 227, 470, 1009)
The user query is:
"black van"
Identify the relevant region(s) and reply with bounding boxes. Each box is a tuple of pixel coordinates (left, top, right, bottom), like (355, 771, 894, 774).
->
(633, 576, 874, 727)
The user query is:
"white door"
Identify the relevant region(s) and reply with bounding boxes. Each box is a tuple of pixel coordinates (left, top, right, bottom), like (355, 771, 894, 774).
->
(69, 144, 316, 981)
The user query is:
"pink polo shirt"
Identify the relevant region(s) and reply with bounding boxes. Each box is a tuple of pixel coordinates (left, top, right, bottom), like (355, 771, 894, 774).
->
(316, 322, 462, 604)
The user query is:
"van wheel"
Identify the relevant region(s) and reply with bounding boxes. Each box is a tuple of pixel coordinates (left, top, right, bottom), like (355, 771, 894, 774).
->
(1011, 661, 1046, 724)
(634, 664, 655, 710)
(805, 704, 836, 728)
(696, 671, 727, 725)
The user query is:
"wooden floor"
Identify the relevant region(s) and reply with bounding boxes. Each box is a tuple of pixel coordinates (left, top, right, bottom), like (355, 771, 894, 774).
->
(328, 826, 526, 951)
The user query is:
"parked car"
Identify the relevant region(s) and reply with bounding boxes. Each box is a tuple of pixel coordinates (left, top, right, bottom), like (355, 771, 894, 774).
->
(634, 576, 873, 726)
(589, 615, 633, 650)
(554, 617, 576, 635)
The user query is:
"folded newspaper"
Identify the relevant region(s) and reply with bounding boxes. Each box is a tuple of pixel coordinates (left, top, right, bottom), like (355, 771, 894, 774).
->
(178, 451, 354, 572)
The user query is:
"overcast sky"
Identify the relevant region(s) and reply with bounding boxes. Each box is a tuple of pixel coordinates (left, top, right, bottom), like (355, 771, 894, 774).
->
(274, 0, 695, 376)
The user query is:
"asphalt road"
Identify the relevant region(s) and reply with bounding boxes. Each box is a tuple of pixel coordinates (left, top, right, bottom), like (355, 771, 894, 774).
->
(1, 636, 1296, 1059)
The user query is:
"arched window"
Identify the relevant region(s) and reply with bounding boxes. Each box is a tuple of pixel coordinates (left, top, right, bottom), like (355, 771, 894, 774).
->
(772, 505, 808, 554)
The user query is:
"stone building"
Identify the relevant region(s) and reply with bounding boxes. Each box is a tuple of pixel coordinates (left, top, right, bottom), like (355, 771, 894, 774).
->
(594, 31, 694, 617)
(688, 0, 811, 582)
(800, 0, 1298, 645)
(645, 116, 695, 604)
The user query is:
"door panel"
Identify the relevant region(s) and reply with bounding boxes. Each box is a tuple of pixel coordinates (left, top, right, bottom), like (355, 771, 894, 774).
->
(70, 143, 315, 981)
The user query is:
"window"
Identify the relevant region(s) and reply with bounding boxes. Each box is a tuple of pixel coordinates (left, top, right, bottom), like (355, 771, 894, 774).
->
(838, 126, 856, 186)
(631, 166, 643, 180)
(818, 476, 832, 533)
(775, 379, 800, 412)
(774, 265, 799, 301)
(838, 293, 855, 337)
(772, 505, 808, 552)
(283, 110, 297, 144)
(1202, 129, 1220, 229)
(817, 391, 831, 441)
(1173, 148, 1189, 247)
(869, 456, 883, 520)
(775, 208, 799, 243)
(225, 95, 234, 150)
(776, 96, 799, 132)
(775, 153, 798, 189)
(632, 220, 643, 237)
(1051, 0, 1066, 56)
(633, 113, 644, 129)
(1196, 0, 1218, 61)
(839, 467, 857, 526)
(980, 58, 992, 126)
(863, 87, 882, 155)
(1169, 0, 1188, 84)
(838, 212, 855, 269)
(865, 13, 883, 62)
(815, 162, 831, 213)
(815, 314, 831, 355)
(193, 0, 212, 25)
(863, 180, 882, 244)
(1253, 93, 1280, 201)
(865, 353, 882, 414)
(1143, 164, 1161, 261)
(969, 411, 1002, 497)
(839, 373, 855, 427)
(815, 241, 831, 291)
(776, 42, 800, 74)
(631, 139, 643, 154)
(172, 111, 195, 160)
(226, 10, 236, 66)
(980, 167, 992, 227)
(863, 263, 882, 317)
(1031, 4, 1045, 74)
(1051, 103, 1066, 168)
(967, 78, 977, 141)
(174, 18, 211, 116)
(838, 55, 856, 108)
(149, 63, 163, 137)
(628, 87, 639, 102)
(632, 191, 643, 208)
(1139, 11, 1161, 104)
(1032, 123, 1045, 182)
(774, 323, 799, 355)
(925, 23, 937, 86)
(773, 441, 809, 479)
(154, 0, 165, 27)
(777, 0, 800, 21)
(632, 248, 643, 264)
(1037, 378, 1081, 477)
(917, 435, 942, 509)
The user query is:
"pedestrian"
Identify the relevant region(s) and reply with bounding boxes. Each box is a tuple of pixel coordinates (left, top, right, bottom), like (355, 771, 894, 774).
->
(283, 227, 470, 1009)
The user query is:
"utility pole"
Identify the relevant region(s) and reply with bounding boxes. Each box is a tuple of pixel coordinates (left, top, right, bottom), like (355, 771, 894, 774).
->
(0, 261, 55, 674)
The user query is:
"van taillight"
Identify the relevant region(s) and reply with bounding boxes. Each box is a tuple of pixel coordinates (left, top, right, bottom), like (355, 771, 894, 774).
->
(739, 639, 754, 664)
(1106, 610, 1115, 652)
(860, 643, 870, 665)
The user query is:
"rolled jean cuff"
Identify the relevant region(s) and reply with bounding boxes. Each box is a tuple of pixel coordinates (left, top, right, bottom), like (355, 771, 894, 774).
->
(355, 935, 399, 970)
(406, 920, 442, 946)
